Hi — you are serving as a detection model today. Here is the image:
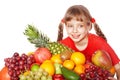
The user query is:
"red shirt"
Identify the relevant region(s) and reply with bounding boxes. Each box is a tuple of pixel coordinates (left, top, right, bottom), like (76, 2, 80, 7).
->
(60, 33, 119, 65)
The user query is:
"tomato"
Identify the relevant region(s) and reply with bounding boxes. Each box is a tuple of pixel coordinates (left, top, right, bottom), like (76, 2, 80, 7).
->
(34, 48, 52, 64)
(0, 66, 10, 80)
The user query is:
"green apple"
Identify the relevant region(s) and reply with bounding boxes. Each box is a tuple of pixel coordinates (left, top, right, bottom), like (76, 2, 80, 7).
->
(31, 63, 40, 71)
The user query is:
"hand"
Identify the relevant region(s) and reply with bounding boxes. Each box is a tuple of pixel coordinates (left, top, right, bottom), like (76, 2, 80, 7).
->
(114, 63, 120, 80)
(108, 77, 118, 80)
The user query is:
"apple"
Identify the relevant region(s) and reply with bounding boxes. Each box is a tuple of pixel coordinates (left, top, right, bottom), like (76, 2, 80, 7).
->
(34, 47, 52, 64)
(31, 63, 40, 72)
(92, 50, 112, 70)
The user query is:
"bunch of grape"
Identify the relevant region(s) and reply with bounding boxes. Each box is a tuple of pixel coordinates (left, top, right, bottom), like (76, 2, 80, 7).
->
(19, 67, 52, 80)
(80, 64, 113, 80)
(4, 52, 36, 80)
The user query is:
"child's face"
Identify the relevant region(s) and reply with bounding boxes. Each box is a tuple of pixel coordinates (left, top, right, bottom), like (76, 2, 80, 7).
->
(65, 19, 91, 42)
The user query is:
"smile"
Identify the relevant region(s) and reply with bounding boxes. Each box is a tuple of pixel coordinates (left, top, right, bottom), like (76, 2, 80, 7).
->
(72, 34, 80, 39)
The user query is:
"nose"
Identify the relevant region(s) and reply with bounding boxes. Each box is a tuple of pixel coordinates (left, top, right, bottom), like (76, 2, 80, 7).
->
(73, 26, 77, 33)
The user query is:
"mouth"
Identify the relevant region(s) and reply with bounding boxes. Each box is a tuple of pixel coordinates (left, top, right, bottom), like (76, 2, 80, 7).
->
(72, 34, 80, 39)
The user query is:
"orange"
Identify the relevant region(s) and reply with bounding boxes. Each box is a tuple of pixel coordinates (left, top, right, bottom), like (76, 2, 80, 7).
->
(109, 66, 115, 76)
(0, 66, 10, 80)
(70, 52, 86, 65)
(74, 64, 85, 75)
(51, 54, 63, 64)
(40, 60, 55, 76)
(63, 60, 75, 70)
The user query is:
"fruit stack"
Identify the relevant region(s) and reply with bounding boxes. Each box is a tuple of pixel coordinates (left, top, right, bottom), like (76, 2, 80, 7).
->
(0, 25, 115, 80)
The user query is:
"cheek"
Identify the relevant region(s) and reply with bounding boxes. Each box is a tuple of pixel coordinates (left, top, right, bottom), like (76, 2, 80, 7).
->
(77, 28, 85, 33)
(66, 27, 73, 34)
(78, 27, 89, 33)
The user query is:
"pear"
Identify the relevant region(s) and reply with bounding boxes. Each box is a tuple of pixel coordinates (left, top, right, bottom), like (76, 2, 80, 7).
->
(92, 50, 112, 70)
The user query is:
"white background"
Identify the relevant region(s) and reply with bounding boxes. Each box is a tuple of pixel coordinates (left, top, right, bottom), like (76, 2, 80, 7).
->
(0, 0, 120, 70)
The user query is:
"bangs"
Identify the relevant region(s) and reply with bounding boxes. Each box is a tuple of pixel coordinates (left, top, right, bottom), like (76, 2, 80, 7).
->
(64, 14, 85, 22)
(64, 14, 90, 26)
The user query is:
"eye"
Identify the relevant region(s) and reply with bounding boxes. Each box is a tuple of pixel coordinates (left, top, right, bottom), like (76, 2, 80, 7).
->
(79, 25, 84, 28)
(67, 25, 73, 28)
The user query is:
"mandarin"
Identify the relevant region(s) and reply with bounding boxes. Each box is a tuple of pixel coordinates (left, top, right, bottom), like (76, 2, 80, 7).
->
(74, 64, 85, 75)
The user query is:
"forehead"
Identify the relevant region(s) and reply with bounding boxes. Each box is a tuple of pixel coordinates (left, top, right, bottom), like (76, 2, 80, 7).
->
(66, 18, 84, 24)
(65, 16, 89, 24)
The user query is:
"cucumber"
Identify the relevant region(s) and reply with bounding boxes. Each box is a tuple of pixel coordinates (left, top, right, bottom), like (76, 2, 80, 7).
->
(61, 66, 81, 80)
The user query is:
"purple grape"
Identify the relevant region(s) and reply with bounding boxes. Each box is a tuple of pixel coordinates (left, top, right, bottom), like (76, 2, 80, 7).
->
(13, 52, 19, 57)
(4, 52, 36, 80)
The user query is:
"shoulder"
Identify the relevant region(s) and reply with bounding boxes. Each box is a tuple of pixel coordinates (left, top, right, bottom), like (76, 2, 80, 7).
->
(59, 37, 73, 44)
(59, 37, 75, 48)
(88, 33, 106, 42)
(59, 37, 79, 51)
(88, 33, 108, 49)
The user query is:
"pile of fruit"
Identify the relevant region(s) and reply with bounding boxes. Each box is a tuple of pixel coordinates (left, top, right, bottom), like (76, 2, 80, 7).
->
(0, 25, 115, 80)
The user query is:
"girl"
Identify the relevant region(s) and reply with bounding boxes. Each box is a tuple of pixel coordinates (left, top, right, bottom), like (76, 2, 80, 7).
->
(57, 5, 120, 80)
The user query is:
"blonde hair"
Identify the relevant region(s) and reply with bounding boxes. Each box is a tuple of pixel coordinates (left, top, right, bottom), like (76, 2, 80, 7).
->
(57, 5, 107, 41)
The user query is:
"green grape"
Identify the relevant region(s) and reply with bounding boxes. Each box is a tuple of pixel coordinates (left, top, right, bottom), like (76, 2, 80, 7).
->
(43, 71, 48, 76)
(19, 74, 26, 80)
(47, 75, 52, 80)
(34, 75, 40, 80)
(29, 71, 34, 77)
(27, 78, 33, 80)
(38, 67, 44, 73)
(26, 75, 31, 80)
(41, 75, 47, 80)
(37, 72, 42, 77)
(34, 71, 38, 75)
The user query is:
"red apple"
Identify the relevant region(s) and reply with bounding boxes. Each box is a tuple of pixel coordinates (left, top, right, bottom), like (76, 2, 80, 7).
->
(92, 50, 112, 70)
(34, 47, 52, 64)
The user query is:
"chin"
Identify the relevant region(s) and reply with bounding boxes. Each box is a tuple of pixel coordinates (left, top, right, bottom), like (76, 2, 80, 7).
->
(71, 37, 81, 42)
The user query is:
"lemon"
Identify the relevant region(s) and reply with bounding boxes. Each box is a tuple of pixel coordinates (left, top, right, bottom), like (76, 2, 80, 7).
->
(70, 52, 86, 65)
(40, 60, 55, 76)
(63, 60, 75, 70)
